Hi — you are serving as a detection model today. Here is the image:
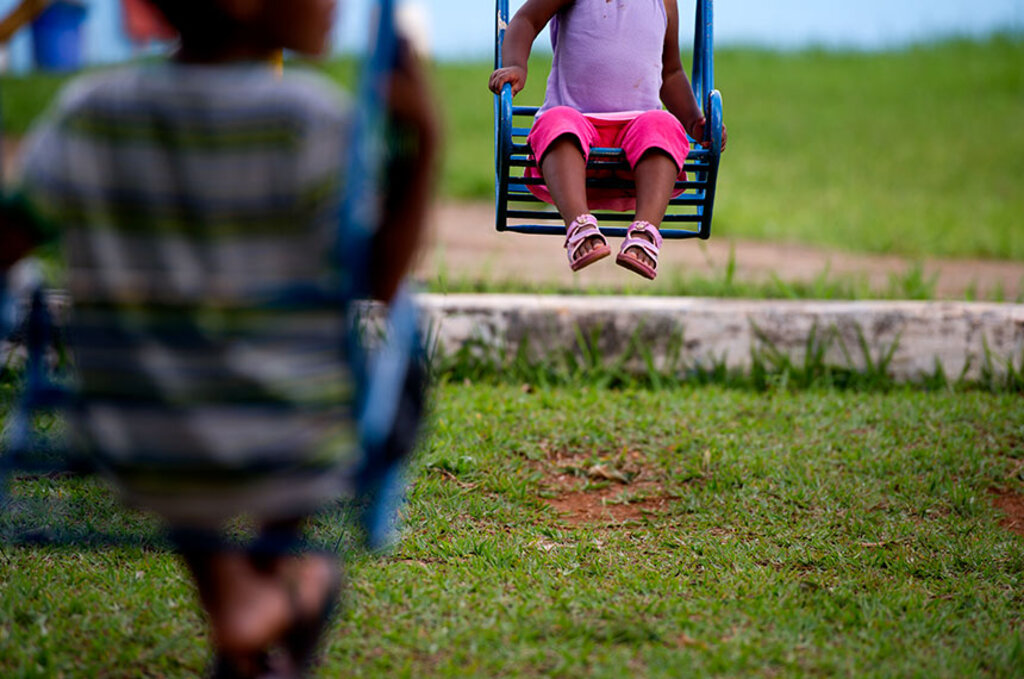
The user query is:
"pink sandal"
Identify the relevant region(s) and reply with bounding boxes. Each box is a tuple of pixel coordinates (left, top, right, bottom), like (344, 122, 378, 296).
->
(615, 220, 664, 280)
(564, 213, 611, 272)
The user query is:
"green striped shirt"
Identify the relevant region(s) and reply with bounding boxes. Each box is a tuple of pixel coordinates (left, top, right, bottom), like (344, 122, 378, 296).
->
(21, 63, 361, 528)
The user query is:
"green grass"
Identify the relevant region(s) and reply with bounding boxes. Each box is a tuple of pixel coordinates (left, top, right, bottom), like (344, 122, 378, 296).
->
(1, 37, 1021, 262)
(2, 383, 1023, 677)
(714, 37, 1024, 260)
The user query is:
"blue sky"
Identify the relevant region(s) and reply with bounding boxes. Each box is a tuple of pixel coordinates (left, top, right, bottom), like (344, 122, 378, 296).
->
(419, 0, 1023, 59)
(1, 0, 1021, 72)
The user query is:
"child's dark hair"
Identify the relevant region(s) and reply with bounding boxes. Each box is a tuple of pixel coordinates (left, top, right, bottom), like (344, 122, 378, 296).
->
(145, 0, 233, 40)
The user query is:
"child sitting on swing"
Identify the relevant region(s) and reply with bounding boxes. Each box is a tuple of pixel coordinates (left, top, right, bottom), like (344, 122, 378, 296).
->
(1, 0, 438, 677)
(489, 0, 727, 280)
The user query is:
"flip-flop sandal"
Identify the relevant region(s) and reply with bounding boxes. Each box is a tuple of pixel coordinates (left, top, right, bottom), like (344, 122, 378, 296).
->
(615, 220, 664, 280)
(282, 555, 343, 676)
(564, 213, 611, 272)
(209, 649, 294, 679)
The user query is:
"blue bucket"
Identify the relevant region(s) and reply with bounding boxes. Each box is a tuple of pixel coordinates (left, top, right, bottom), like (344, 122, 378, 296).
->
(31, 1, 88, 72)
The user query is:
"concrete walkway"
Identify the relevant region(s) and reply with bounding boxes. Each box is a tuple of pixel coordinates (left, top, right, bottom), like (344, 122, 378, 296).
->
(422, 202, 1024, 301)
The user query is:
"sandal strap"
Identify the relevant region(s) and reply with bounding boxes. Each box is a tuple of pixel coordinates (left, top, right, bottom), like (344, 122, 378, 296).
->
(621, 235, 660, 260)
(619, 220, 662, 267)
(564, 214, 606, 255)
(626, 220, 663, 248)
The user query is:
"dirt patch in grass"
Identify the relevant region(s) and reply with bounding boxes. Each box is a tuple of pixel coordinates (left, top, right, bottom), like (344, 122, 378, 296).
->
(545, 488, 672, 525)
(990, 486, 1024, 537)
(531, 451, 674, 526)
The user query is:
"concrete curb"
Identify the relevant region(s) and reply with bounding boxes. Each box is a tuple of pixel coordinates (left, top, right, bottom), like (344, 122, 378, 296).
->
(5, 292, 1023, 384)
(416, 294, 1024, 383)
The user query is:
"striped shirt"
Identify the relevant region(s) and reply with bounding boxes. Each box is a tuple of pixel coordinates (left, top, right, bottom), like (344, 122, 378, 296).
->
(20, 63, 361, 527)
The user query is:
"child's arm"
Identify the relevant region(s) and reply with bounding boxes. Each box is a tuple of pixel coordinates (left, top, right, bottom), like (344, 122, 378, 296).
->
(660, 0, 727, 149)
(371, 38, 441, 302)
(488, 0, 572, 96)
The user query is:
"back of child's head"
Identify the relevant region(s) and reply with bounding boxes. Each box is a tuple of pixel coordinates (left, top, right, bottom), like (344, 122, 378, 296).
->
(146, 0, 232, 41)
(146, 0, 335, 56)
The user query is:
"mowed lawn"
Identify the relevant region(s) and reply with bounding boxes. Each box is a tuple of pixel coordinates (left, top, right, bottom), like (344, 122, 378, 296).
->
(2, 383, 1022, 677)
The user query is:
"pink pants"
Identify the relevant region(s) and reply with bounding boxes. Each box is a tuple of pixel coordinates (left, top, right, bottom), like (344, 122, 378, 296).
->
(525, 106, 690, 212)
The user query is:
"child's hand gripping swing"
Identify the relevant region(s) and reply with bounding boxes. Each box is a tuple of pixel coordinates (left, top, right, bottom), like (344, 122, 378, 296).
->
(491, 0, 726, 280)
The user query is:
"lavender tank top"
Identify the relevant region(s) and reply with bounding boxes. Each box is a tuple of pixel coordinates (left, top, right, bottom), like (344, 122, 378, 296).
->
(537, 0, 667, 116)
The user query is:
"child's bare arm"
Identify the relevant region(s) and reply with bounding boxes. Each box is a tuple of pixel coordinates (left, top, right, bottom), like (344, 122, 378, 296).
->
(488, 0, 572, 96)
(660, 0, 727, 149)
(659, 1, 704, 142)
(371, 39, 441, 302)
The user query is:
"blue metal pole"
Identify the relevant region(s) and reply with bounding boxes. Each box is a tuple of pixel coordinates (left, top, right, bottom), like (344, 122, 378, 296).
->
(337, 0, 398, 301)
(692, 0, 714, 111)
(494, 0, 511, 231)
(338, 0, 429, 552)
(703, 0, 715, 101)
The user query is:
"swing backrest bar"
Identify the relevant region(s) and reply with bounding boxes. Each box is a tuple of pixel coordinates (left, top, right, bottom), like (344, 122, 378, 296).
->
(494, 0, 723, 239)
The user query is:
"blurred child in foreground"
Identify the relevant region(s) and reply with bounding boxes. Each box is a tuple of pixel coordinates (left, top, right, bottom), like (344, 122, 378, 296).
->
(0, 0, 439, 676)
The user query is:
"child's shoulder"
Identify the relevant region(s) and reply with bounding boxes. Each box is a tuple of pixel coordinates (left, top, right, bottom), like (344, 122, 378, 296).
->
(45, 65, 145, 116)
(49, 62, 351, 124)
(275, 66, 353, 123)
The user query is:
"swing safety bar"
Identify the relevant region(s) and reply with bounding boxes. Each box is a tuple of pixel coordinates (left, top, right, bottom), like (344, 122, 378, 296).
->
(494, 0, 724, 239)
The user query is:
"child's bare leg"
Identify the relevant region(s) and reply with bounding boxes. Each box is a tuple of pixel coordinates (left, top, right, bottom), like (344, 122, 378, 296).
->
(540, 135, 601, 257)
(627, 149, 678, 268)
(178, 521, 339, 677)
(181, 549, 292, 675)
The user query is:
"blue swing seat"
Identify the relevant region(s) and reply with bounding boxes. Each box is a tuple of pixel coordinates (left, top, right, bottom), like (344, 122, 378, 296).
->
(494, 0, 724, 239)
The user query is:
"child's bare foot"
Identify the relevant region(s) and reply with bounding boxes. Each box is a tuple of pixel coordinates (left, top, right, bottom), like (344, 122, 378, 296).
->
(623, 232, 656, 269)
(564, 213, 611, 272)
(615, 220, 663, 280)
